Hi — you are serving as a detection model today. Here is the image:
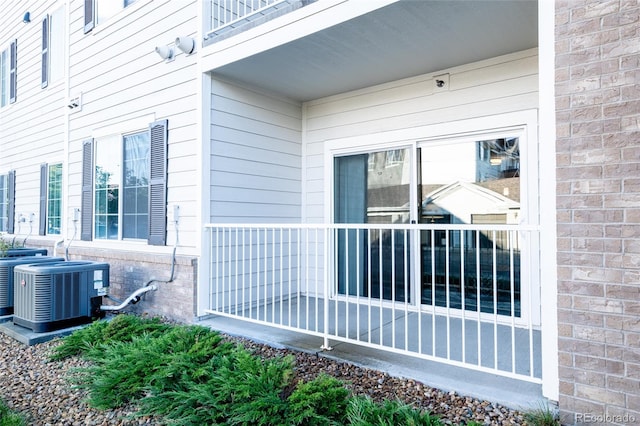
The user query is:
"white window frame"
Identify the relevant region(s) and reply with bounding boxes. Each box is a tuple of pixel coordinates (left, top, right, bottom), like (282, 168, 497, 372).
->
(93, 131, 150, 241)
(324, 110, 540, 326)
(95, 0, 143, 27)
(0, 47, 9, 107)
(91, 115, 154, 243)
(46, 163, 63, 235)
(47, 6, 66, 86)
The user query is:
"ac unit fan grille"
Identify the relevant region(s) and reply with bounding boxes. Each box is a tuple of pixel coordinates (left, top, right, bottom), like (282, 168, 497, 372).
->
(0, 266, 9, 306)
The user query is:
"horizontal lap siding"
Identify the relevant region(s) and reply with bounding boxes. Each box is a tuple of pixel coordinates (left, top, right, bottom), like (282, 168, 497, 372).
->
(303, 49, 539, 223)
(210, 78, 302, 223)
(67, 0, 199, 251)
(0, 0, 66, 224)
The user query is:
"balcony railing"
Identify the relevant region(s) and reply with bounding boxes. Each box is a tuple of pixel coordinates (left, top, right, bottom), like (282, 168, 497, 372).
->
(205, 222, 542, 382)
(207, 0, 307, 40)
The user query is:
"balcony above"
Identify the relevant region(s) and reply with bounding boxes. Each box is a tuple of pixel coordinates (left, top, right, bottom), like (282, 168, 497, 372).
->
(202, 0, 538, 102)
(205, 0, 317, 44)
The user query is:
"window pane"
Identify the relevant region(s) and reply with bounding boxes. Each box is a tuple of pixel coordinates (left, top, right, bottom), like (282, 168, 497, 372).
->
(0, 50, 7, 107)
(97, 0, 134, 25)
(419, 138, 521, 317)
(334, 148, 411, 301)
(94, 136, 120, 240)
(122, 131, 149, 239)
(47, 163, 62, 234)
(96, 0, 122, 25)
(49, 7, 65, 84)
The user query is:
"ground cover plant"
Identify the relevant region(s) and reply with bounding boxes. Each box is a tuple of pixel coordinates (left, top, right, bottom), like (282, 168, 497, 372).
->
(52, 314, 551, 425)
(53, 314, 449, 425)
(0, 399, 25, 426)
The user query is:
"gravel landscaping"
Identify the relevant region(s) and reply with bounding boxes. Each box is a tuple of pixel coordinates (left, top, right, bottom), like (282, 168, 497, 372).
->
(0, 328, 527, 425)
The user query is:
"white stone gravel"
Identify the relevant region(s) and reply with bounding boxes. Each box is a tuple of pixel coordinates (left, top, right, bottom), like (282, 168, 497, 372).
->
(0, 331, 526, 425)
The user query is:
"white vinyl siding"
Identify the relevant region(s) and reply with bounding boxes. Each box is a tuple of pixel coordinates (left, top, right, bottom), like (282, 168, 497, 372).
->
(210, 78, 302, 223)
(303, 49, 539, 223)
(0, 2, 67, 231)
(68, 0, 198, 251)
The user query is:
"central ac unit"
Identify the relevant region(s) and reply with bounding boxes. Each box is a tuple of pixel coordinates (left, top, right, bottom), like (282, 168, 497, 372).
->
(13, 261, 109, 333)
(0, 256, 64, 316)
(2, 248, 48, 258)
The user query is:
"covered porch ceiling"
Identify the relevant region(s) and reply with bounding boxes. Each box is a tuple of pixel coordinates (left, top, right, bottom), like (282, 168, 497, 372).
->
(211, 0, 538, 102)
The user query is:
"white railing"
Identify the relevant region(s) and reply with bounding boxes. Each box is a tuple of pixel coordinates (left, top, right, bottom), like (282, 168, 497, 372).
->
(209, 0, 290, 35)
(205, 223, 542, 383)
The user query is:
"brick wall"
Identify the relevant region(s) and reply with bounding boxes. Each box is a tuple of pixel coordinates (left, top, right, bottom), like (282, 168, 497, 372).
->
(23, 238, 198, 323)
(555, 0, 640, 424)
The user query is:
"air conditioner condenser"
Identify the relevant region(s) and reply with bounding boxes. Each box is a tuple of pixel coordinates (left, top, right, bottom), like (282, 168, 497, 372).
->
(0, 256, 64, 316)
(13, 261, 109, 333)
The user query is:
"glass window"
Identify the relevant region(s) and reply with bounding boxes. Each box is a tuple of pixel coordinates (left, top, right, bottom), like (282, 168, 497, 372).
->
(419, 137, 521, 316)
(122, 132, 149, 239)
(94, 131, 149, 240)
(334, 148, 411, 301)
(49, 7, 65, 84)
(96, 0, 137, 25)
(0, 49, 8, 107)
(47, 164, 63, 235)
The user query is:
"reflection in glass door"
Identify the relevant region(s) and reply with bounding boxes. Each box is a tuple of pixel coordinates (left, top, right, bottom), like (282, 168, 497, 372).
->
(418, 138, 522, 317)
(334, 148, 411, 302)
(333, 138, 523, 318)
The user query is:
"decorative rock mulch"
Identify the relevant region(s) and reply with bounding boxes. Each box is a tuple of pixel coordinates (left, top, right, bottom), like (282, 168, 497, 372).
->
(0, 331, 526, 425)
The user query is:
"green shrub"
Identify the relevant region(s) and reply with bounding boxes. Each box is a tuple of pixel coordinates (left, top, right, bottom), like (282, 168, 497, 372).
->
(72, 325, 232, 409)
(199, 347, 294, 425)
(50, 314, 172, 361)
(49, 319, 109, 360)
(139, 346, 294, 425)
(286, 374, 350, 426)
(57, 317, 454, 426)
(346, 396, 443, 426)
(0, 400, 25, 426)
(0, 236, 22, 258)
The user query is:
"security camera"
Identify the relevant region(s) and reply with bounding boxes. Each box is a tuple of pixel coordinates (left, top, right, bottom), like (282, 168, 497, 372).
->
(175, 37, 195, 55)
(155, 45, 174, 61)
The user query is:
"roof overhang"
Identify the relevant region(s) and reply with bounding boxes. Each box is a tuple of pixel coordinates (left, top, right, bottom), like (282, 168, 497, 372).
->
(207, 0, 538, 102)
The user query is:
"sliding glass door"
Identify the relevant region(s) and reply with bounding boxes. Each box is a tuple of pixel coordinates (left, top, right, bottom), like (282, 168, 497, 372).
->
(333, 133, 524, 318)
(334, 148, 412, 302)
(418, 137, 522, 317)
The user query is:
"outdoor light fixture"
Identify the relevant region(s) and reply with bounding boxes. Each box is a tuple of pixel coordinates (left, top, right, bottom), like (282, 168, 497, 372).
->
(155, 45, 174, 62)
(175, 36, 195, 55)
(23, 12, 30, 23)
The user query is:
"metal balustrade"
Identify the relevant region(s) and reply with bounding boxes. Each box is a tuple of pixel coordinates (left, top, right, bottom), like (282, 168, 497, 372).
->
(208, 0, 291, 37)
(205, 223, 542, 382)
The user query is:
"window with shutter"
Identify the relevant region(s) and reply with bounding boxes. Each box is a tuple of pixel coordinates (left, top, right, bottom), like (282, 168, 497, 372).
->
(84, 119, 167, 244)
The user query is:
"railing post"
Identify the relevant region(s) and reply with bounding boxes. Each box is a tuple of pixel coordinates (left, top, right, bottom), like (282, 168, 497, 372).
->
(321, 226, 332, 351)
